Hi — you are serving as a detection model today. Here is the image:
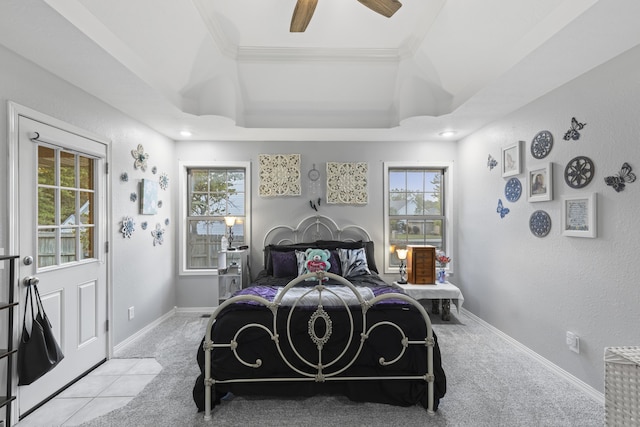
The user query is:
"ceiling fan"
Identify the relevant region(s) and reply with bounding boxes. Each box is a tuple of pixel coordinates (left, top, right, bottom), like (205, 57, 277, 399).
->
(290, 0, 403, 32)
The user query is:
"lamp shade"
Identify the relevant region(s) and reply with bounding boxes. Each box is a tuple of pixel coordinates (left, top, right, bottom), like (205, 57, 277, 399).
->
(396, 248, 408, 260)
(224, 216, 236, 227)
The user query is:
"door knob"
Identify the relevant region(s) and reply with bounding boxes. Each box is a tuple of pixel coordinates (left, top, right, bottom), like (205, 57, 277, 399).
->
(23, 276, 40, 287)
(23, 255, 33, 265)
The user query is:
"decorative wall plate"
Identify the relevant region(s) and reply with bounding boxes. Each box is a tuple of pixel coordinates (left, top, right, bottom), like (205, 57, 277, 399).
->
(121, 216, 135, 238)
(564, 156, 594, 188)
(159, 172, 169, 190)
(151, 223, 165, 246)
(504, 177, 522, 202)
(529, 210, 551, 237)
(131, 144, 149, 171)
(531, 131, 553, 159)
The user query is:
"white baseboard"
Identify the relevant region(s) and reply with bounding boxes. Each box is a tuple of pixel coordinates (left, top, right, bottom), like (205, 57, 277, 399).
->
(461, 308, 604, 404)
(174, 306, 216, 315)
(113, 307, 176, 354)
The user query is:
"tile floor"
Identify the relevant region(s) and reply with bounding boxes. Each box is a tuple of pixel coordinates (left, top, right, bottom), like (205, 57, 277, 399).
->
(17, 358, 162, 426)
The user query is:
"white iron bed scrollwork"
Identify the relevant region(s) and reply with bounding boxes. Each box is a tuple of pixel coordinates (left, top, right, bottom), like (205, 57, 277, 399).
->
(194, 216, 446, 419)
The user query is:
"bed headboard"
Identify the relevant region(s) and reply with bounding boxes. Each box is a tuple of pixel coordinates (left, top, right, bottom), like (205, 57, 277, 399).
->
(262, 215, 371, 248)
(261, 215, 378, 275)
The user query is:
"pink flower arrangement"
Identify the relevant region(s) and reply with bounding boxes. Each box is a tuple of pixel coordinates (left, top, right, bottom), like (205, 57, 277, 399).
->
(436, 254, 451, 267)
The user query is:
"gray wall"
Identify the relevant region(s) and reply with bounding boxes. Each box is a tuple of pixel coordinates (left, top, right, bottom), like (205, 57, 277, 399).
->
(0, 45, 176, 347)
(457, 44, 640, 391)
(174, 140, 458, 307)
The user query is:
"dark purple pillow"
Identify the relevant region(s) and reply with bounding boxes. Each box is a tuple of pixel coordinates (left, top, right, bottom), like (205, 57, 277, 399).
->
(271, 251, 298, 278)
(328, 250, 342, 275)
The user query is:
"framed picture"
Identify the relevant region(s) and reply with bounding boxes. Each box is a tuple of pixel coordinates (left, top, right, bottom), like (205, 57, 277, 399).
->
(527, 163, 553, 202)
(501, 141, 522, 177)
(561, 193, 597, 238)
(140, 179, 158, 215)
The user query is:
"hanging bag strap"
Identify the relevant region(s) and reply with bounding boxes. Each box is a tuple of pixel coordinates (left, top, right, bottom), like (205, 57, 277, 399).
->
(33, 284, 45, 315)
(21, 285, 36, 335)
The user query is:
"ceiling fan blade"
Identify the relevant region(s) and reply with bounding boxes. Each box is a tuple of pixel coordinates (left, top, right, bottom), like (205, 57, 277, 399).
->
(357, 0, 402, 18)
(290, 0, 318, 32)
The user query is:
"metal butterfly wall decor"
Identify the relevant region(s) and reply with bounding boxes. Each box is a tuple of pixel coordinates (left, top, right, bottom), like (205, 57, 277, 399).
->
(605, 162, 636, 192)
(496, 199, 510, 218)
(487, 154, 498, 170)
(563, 117, 586, 141)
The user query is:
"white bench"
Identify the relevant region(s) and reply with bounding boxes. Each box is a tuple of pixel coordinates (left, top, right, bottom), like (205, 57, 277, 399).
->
(393, 281, 464, 321)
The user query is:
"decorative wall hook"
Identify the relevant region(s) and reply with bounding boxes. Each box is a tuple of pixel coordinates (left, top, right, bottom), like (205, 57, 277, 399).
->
(309, 197, 322, 211)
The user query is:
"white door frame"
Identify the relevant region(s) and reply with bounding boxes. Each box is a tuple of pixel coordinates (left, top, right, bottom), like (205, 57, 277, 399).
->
(6, 101, 113, 420)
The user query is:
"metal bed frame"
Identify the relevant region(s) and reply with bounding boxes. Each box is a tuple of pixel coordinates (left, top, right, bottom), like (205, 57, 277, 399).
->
(202, 270, 436, 420)
(202, 215, 436, 419)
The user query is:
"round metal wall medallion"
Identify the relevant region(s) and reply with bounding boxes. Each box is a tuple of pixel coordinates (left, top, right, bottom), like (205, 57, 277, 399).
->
(504, 177, 522, 202)
(564, 156, 594, 188)
(531, 131, 553, 159)
(529, 210, 551, 237)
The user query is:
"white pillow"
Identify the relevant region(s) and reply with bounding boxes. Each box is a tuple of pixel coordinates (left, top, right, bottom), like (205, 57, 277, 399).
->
(338, 248, 371, 278)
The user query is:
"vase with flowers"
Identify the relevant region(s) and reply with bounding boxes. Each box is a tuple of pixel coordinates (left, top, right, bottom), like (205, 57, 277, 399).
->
(435, 253, 451, 283)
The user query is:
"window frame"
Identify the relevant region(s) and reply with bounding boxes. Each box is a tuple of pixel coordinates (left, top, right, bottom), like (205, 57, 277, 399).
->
(383, 161, 454, 275)
(178, 160, 251, 276)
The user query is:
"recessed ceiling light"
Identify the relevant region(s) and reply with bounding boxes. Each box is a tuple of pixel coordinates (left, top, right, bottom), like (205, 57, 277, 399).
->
(180, 130, 192, 137)
(439, 130, 457, 137)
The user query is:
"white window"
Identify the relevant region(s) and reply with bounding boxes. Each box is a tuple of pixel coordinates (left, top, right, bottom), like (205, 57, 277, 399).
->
(383, 162, 454, 273)
(179, 161, 251, 275)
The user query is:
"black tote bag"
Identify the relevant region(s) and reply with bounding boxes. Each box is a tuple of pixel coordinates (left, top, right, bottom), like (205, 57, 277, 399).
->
(18, 284, 65, 386)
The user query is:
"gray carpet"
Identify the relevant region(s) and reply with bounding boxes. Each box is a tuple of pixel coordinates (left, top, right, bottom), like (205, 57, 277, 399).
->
(80, 311, 602, 427)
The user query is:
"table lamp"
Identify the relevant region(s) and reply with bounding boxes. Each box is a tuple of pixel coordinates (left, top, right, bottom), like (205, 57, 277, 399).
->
(396, 248, 408, 284)
(224, 216, 236, 249)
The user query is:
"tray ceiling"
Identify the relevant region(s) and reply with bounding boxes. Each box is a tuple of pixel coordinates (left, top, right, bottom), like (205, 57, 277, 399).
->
(1, 0, 640, 141)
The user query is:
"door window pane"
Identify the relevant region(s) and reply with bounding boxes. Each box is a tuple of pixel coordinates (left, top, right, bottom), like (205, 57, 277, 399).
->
(38, 146, 55, 186)
(60, 151, 76, 187)
(61, 227, 77, 264)
(78, 155, 93, 189)
(60, 189, 76, 225)
(37, 146, 97, 268)
(38, 228, 56, 267)
(38, 187, 56, 226)
(80, 227, 94, 260)
(79, 191, 93, 225)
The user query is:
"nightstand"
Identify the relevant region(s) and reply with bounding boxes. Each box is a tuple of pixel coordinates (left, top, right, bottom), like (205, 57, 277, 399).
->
(218, 249, 248, 302)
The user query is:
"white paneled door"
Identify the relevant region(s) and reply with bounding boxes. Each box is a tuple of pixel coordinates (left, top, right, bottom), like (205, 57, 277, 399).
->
(17, 115, 108, 415)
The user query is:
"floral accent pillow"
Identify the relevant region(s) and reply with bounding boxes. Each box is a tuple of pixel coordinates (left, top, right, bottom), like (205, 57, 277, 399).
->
(338, 248, 371, 278)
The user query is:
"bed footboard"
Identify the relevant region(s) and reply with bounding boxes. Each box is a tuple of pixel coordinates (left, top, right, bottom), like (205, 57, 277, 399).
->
(202, 271, 435, 420)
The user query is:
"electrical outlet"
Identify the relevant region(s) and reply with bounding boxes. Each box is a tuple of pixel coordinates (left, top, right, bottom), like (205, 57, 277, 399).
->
(128, 306, 135, 320)
(566, 331, 580, 353)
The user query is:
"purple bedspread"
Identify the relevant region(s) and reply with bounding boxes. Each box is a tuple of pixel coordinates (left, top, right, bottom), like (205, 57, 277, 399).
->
(230, 272, 407, 306)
